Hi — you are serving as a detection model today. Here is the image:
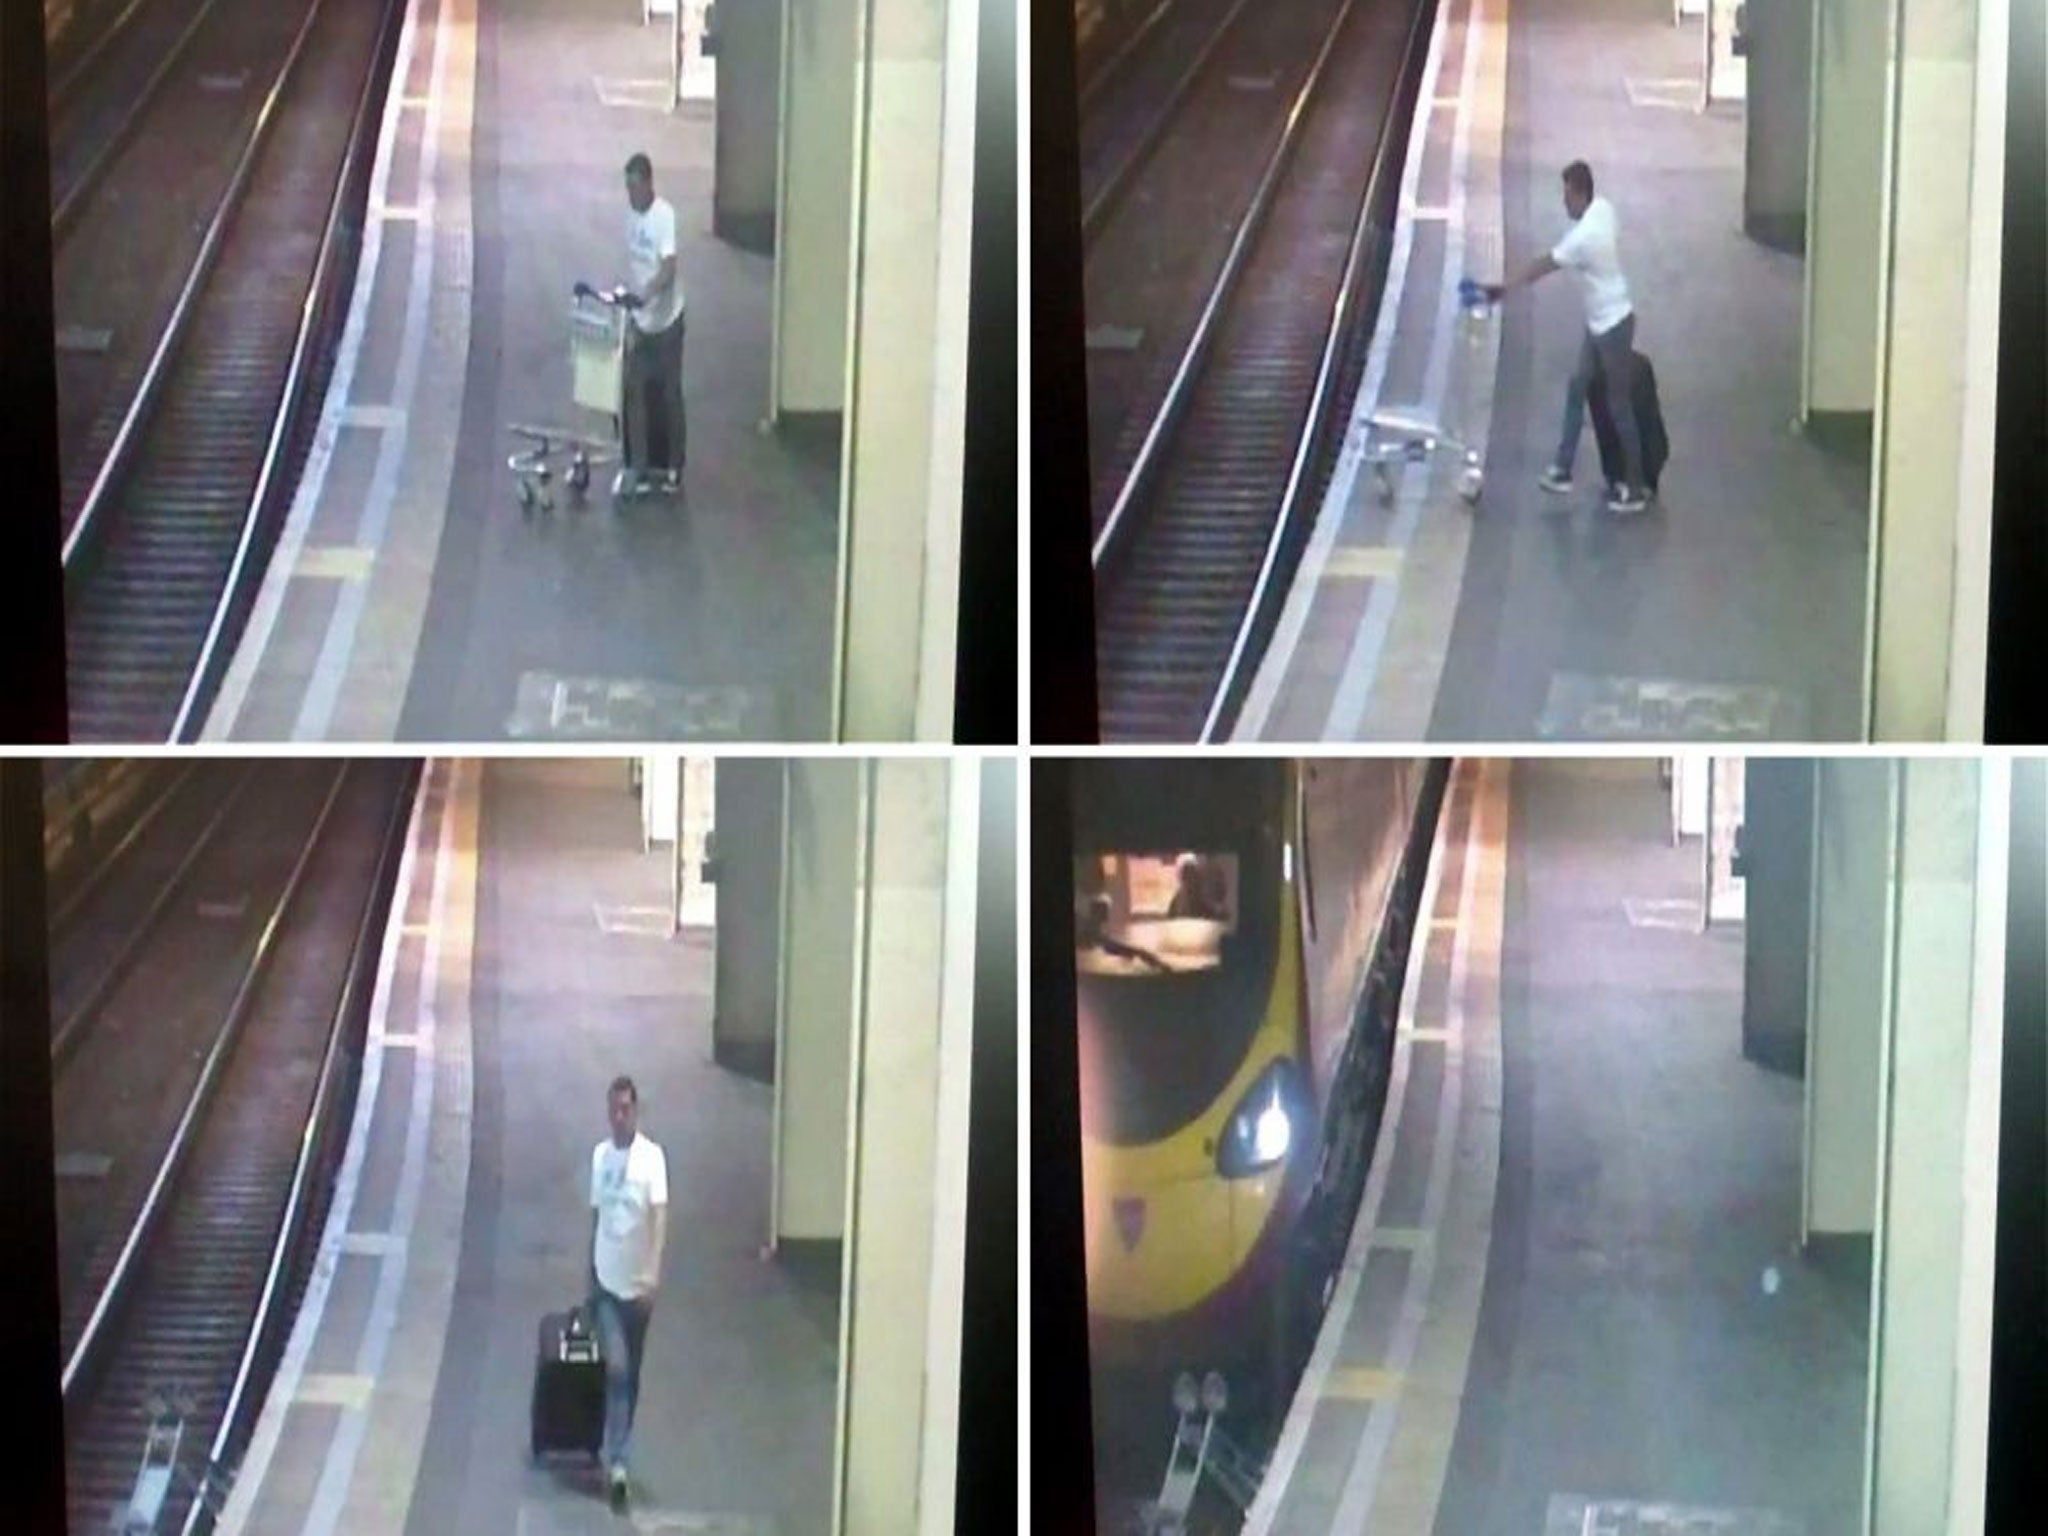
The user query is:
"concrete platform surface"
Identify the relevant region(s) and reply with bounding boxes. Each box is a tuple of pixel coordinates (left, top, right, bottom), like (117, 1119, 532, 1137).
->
(1435, 761, 1867, 1536)
(217, 758, 836, 1536)
(1251, 759, 1868, 1535)
(208, 0, 838, 744)
(1245, 0, 1868, 743)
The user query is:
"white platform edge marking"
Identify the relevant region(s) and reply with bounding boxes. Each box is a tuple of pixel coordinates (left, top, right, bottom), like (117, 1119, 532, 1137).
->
(1320, 0, 1488, 742)
(292, 0, 458, 742)
(302, 759, 461, 1536)
(1243, 762, 1475, 1532)
(1330, 760, 1492, 1524)
(214, 759, 434, 1534)
(1232, 0, 1458, 740)
(203, 0, 438, 742)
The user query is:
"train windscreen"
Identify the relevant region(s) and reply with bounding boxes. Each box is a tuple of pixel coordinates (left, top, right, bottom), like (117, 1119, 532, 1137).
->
(1072, 761, 1285, 1146)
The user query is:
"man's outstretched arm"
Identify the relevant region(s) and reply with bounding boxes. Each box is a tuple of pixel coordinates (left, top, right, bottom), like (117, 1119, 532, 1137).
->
(1484, 252, 1560, 302)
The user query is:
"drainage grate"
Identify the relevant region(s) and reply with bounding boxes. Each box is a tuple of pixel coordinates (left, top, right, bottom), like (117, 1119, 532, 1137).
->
(1623, 77, 1699, 110)
(1538, 673, 1798, 741)
(508, 673, 774, 741)
(1546, 1496, 1806, 1536)
(1622, 897, 1702, 931)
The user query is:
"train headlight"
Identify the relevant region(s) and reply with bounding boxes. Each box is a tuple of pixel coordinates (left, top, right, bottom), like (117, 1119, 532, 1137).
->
(1216, 1059, 1305, 1179)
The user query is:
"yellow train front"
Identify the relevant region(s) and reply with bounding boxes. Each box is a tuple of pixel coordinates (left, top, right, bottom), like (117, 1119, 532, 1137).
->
(1074, 757, 1441, 1454)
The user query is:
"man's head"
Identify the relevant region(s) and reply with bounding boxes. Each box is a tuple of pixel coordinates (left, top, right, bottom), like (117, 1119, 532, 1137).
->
(1562, 160, 1594, 219)
(607, 1075, 639, 1146)
(624, 152, 654, 213)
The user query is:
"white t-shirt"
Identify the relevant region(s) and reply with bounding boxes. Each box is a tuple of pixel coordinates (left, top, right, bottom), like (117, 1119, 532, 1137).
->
(625, 196, 684, 334)
(590, 1131, 669, 1300)
(1550, 194, 1633, 336)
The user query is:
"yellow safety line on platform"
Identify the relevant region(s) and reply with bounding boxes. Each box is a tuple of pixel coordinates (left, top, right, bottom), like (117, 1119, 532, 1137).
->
(296, 1374, 376, 1410)
(1324, 1367, 1405, 1402)
(1363, 755, 1511, 1531)
(1326, 546, 1404, 580)
(294, 546, 376, 581)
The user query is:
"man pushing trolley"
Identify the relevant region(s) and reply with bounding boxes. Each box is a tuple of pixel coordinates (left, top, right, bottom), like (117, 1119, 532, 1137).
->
(618, 150, 687, 494)
(507, 152, 687, 511)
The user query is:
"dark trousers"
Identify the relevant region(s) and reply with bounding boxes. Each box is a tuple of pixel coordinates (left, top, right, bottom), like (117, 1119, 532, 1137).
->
(588, 1285, 654, 1470)
(622, 315, 686, 475)
(1555, 311, 1642, 492)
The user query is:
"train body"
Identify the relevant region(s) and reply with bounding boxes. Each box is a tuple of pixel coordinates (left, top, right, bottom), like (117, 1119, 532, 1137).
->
(1072, 757, 1445, 1414)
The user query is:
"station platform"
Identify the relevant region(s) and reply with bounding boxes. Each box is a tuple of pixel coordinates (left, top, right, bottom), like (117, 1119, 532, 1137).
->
(1248, 759, 1867, 1535)
(1241, 0, 1870, 744)
(206, 0, 838, 745)
(216, 758, 835, 1536)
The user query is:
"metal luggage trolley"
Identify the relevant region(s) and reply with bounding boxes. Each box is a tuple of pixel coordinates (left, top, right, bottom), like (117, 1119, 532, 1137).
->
(1360, 278, 1494, 510)
(507, 282, 655, 513)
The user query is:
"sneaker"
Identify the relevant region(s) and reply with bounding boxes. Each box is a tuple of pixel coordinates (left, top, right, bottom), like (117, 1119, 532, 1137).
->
(608, 1466, 629, 1512)
(663, 469, 681, 492)
(1607, 485, 1649, 515)
(1537, 464, 1573, 494)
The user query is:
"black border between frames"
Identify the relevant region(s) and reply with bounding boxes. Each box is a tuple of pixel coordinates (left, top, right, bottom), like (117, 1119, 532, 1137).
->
(1029, 1, 1102, 744)
(1985, 0, 2046, 743)
(0, 762, 69, 1534)
(1989, 759, 2047, 1531)
(1, 5, 69, 742)
(955, 0, 1021, 744)
(1029, 757, 1099, 1527)
(957, 756, 1020, 1529)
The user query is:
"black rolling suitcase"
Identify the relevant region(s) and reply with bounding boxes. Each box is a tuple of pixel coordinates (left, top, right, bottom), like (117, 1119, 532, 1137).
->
(1587, 352, 1669, 496)
(530, 1306, 605, 1460)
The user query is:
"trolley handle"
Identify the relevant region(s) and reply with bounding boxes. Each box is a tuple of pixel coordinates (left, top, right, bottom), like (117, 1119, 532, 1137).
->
(571, 280, 644, 312)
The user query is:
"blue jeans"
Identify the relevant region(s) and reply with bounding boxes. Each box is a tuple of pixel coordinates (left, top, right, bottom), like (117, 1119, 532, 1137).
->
(588, 1285, 654, 1471)
(1555, 312, 1642, 492)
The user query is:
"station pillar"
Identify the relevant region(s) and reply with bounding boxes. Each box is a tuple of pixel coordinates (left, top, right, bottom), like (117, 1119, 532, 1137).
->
(771, 760, 860, 1253)
(772, 0, 856, 423)
(713, 0, 782, 252)
(1867, 760, 2002, 1531)
(1802, 0, 1886, 428)
(712, 761, 785, 1080)
(833, 0, 978, 739)
(1800, 761, 1888, 1255)
(1864, 0, 2007, 740)
(1741, 0, 1810, 251)
(1740, 759, 1815, 1074)
(833, 759, 978, 1533)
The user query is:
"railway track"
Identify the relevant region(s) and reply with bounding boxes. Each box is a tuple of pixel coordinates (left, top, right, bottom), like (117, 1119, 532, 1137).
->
(52, 0, 403, 742)
(1085, 0, 1436, 742)
(1076, 0, 1255, 241)
(50, 761, 414, 1535)
(44, 759, 202, 931)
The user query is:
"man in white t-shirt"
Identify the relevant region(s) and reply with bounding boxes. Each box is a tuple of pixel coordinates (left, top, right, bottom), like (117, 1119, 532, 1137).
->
(621, 152, 687, 494)
(588, 1074, 669, 1511)
(1485, 160, 1648, 514)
